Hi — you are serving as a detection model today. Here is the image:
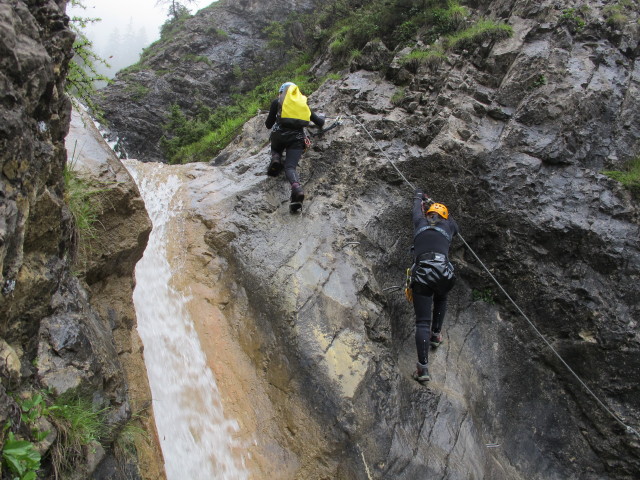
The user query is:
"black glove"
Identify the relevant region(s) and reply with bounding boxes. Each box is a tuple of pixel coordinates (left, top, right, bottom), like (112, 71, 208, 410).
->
(415, 188, 423, 199)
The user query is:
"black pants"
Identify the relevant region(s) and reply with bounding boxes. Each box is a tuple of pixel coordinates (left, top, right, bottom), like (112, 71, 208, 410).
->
(413, 284, 448, 365)
(270, 129, 306, 185)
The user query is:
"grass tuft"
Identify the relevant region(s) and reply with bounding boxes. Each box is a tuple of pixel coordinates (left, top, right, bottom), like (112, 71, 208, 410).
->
(603, 156, 640, 199)
(48, 395, 110, 479)
(445, 20, 513, 50)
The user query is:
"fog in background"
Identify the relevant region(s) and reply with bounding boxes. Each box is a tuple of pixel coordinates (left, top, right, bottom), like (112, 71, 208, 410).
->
(68, 0, 213, 80)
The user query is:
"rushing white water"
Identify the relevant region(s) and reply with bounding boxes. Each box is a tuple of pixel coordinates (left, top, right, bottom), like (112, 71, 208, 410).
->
(125, 161, 249, 480)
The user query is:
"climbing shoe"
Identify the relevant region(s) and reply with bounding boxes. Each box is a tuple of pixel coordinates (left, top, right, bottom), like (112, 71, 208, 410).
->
(267, 159, 283, 177)
(430, 333, 443, 348)
(412, 362, 430, 383)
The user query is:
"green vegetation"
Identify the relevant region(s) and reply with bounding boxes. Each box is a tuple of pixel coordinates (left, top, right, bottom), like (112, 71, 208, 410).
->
(206, 27, 228, 39)
(64, 149, 103, 243)
(63, 142, 114, 265)
(445, 20, 513, 50)
(559, 8, 587, 33)
(49, 395, 109, 477)
(158, 0, 514, 163)
(603, 1, 635, 29)
(264, 21, 286, 50)
(401, 47, 447, 68)
(391, 88, 407, 106)
(603, 156, 640, 199)
(159, 4, 192, 39)
(529, 74, 547, 89)
(472, 288, 496, 304)
(114, 416, 149, 461)
(2, 391, 112, 480)
(125, 83, 150, 101)
(66, 1, 111, 119)
(184, 54, 212, 65)
(160, 56, 323, 163)
(2, 432, 41, 480)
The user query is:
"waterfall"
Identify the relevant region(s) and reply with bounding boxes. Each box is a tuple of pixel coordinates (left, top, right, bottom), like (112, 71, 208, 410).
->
(125, 161, 249, 480)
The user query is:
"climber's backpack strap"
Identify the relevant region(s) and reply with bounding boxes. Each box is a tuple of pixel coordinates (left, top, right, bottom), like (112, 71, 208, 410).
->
(414, 225, 452, 242)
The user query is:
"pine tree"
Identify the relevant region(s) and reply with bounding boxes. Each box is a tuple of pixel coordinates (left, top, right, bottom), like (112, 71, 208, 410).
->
(155, 0, 199, 21)
(67, 0, 110, 117)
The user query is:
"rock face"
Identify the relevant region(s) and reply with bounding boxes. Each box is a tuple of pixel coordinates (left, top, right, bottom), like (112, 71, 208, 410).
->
(96, 0, 321, 161)
(116, 0, 639, 478)
(63, 108, 164, 479)
(0, 2, 159, 478)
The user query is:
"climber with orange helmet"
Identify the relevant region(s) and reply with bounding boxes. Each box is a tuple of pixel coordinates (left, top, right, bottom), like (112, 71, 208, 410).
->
(410, 188, 459, 383)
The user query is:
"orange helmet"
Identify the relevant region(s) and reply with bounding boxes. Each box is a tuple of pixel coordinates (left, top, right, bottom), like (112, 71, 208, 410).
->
(425, 203, 449, 219)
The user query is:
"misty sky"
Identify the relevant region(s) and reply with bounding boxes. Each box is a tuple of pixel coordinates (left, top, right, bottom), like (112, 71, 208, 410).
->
(68, 0, 214, 54)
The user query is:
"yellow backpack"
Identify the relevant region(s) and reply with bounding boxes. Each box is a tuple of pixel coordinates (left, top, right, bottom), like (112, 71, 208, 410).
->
(278, 84, 311, 128)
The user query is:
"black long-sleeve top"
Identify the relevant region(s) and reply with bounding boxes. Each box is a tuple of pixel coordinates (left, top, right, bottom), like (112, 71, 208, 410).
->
(412, 195, 459, 259)
(265, 99, 325, 130)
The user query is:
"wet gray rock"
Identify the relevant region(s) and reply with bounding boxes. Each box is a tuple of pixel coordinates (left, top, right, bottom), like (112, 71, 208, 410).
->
(159, 1, 640, 478)
(1, 2, 158, 479)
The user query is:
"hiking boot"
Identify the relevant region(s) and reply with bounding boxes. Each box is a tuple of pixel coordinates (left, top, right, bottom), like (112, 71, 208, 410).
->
(430, 332, 443, 348)
(267, 159, 283, 177)
(412, 362, 430, 383)
(291, 183, 305, 203)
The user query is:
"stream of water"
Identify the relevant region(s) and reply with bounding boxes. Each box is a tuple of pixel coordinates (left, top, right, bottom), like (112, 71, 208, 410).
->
(125, 161, 249, 480)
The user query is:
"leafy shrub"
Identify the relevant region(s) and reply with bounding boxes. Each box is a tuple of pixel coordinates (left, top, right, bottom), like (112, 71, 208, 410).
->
(2, 391, 113, 480)
(2, 432, 41, 480)
(264, 21, 286, 49)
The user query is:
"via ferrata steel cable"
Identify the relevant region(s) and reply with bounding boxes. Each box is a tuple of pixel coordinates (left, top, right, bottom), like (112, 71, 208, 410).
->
(346, 113, 640, 439)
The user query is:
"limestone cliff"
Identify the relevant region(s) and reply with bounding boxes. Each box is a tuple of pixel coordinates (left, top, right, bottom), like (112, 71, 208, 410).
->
(0, 1, 160, 478)
(97, 0, 640, 478)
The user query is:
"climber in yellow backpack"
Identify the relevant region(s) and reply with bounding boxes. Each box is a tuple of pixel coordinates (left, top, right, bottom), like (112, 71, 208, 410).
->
(265, 82, 325, 213)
